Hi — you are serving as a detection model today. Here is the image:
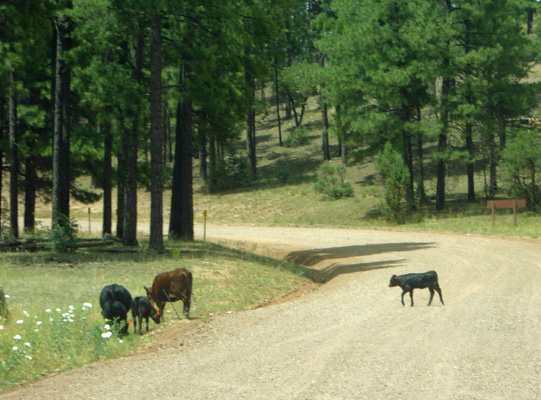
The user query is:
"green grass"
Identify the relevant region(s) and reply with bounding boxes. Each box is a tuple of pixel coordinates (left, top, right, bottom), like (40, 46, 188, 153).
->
(0, 240, 308, 389)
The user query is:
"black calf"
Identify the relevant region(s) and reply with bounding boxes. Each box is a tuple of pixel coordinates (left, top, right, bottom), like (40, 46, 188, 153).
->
(389, 270, 444, 307)
(131, 296, 160, 335)
(99, 284, 133, 334)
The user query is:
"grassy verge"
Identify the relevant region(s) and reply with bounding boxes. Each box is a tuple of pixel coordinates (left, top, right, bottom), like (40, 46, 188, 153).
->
(0, 240, 308, 389)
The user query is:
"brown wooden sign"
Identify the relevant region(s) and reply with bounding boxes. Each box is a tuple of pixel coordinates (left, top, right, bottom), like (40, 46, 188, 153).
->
(486, 199, 526, 209)
(486, 199, 526, 227)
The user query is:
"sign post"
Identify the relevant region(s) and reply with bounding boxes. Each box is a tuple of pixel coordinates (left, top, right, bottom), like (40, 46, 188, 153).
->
(486, 199, 526, 227)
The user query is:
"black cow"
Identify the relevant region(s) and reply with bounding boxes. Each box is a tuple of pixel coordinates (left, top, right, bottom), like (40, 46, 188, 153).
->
(99, 283, 133, 334)
(131, 296, 160, 335)
(389, 270, 444, 307)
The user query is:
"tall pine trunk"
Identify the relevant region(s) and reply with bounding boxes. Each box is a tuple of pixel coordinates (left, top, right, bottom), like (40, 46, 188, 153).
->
(24, 155, 37, 233)
(52, 12, 71, 226)
(169, 62, 194, 241)
(102, 122, 112, 235)
(8, 69, 18, 238)
(122, 22, 144, 246)
(465, 123, 476, 202)
(244, 44, 256, 177)
(198, 132, 207, 183)
(319, 56, 330, 161)
(274, 59, 283, 146)
(208, 132, 217, 193)
(149, 13, 164, 251)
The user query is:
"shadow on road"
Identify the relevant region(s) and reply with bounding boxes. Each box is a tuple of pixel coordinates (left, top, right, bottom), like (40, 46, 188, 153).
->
(306, 259, 406, 283)
(286, 242, 436, 283)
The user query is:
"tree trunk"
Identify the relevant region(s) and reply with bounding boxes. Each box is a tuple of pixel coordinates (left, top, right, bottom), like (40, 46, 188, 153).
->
(416, 107, 427, 204)
(24, 156, 37, 233)
(198, 131, 207, 183)
(52, 12, 71, 227)
(274, 59, 283, 146)
(319, 56, 330, 161)
(465, 123, 476, 202)
(488, 133, 497, 199)
(209, 131, 217, 193)
(245, 53, 257, 177)
(169, 63, 194, 241)
(320, 92, 330, 161)
(122, 21, 144, 247)
(116, 149, 125, 239)
(102, 122, 112, 235)
(8, 69, 18, 238)
(149, 13, 164, 251)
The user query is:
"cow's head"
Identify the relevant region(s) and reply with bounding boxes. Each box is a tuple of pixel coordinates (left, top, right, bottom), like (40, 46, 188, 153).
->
(145, 286, 164, 321)
(150, 307, 161, 324)
(389, 275, 399, 287)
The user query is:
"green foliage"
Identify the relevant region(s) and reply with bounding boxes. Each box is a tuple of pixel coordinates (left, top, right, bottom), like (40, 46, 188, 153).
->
(501, 130, 541, 211)
(45, 216, 79, 252)
(284, 126, 310, 148)
(313, 163, 354, 200)
(215, 154, 254, 191)
(376, 143, 410, 223)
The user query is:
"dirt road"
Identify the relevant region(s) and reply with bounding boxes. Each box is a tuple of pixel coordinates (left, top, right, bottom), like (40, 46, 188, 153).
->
(1, 226, 540, 399)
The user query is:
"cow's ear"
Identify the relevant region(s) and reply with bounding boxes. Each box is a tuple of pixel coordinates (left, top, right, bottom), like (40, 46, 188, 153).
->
(393, 275, 397, 280)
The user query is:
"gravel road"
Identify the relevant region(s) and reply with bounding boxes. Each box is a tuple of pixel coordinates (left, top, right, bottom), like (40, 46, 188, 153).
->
(1, 226, 540, 399)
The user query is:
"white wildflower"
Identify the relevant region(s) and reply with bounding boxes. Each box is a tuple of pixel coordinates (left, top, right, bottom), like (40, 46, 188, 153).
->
(25, 355, 32, 360)
(12, 346, 18, 351)
(4, 295, 9, 298)
(101, 331, 112, 338)
(36, 321, 42, 325)
(24, 342, 31, 347)
(45, 309, 51, 313)
(83, 302, 93, 308)
(13, 335, 21, 340)
(104, 324, 111, 331)
(16, 320, 23, 324)
(0, 326, 3, 330)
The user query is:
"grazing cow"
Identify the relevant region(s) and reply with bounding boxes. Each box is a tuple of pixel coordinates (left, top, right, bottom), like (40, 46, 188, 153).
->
(131, 296, 160, 335)
(99, 283, 133, 334)
(389, 270, 444, 307)
(145, 268, 192, 322)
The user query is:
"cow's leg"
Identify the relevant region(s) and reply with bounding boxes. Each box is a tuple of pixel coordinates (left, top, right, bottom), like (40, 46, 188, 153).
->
(145, 316, 149, 332)
(409, 289, 414, 307)
(138, 315, 143, 335)
(428, 287, 435, 306)
(401, 290, 406, 306)
(159, 306, 165, 322)
(435, 284, 444, 305)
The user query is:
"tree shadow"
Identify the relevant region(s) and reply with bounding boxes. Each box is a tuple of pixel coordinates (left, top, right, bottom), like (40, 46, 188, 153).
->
(286, 242, 436, 283)
(306, 259, 405, 283)
(286, 242, 436, 267)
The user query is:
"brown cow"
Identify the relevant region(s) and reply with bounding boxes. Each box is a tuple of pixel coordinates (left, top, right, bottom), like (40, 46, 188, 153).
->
(145, 268, 192, 321)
